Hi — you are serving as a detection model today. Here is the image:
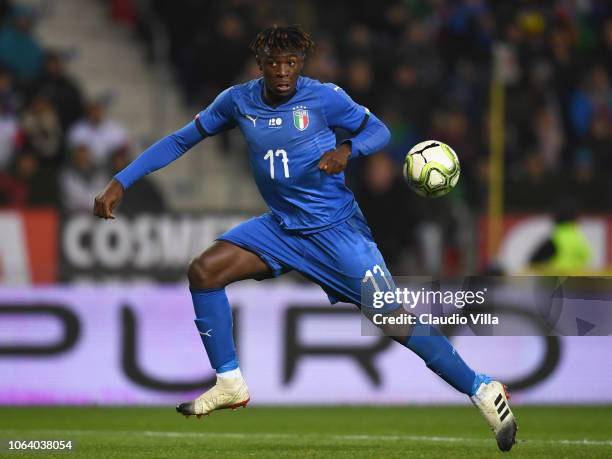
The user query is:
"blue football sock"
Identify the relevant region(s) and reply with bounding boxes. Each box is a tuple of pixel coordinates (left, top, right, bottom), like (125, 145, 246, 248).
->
(190, 287, 239, 373)
(404, 321, 487, 396)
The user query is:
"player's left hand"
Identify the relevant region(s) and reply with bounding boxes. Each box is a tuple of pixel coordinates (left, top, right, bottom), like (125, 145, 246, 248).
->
(318, 143, 351, 174)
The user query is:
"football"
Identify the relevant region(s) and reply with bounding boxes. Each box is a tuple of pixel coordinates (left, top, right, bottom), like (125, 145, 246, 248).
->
(403, 140, 460, 197)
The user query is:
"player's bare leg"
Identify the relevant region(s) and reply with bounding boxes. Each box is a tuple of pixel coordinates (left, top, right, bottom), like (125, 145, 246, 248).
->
(176, 241, 271, 418)
(187, 241, 272, 289)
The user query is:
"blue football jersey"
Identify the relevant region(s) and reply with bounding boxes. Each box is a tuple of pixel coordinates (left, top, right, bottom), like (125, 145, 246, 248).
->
(196, 76, 369, 233)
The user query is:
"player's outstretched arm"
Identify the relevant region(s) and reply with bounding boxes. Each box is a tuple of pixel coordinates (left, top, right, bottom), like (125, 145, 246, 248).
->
(114, 120, 206, 189)
(93, 120, 206, 219)
(344, 111, 391, 159)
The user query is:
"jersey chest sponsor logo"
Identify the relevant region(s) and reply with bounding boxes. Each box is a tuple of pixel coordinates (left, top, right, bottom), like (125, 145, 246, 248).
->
(268, 117, 283, 128)
(292, 106, 309, 131)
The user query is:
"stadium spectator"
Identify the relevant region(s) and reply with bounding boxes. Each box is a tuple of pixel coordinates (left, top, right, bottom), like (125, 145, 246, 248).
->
(303, 37, 340, 82)
(0, 69, 19, 170)
(601, 18, 612, 75)
(67, 100, 128, 168)
(0, 167, 26, 206)
(571, 65, 612, 138)
(20, 93, 63, 164)
(385, 62, 431, 137)
(0, 67, 18, 115)
(574, 112, 612, 209)
(505, 152, 560, 211)
(549, 24, 579, 152)
(110, 0, 137, 26)
(34, 51, 84, 131)
(396, 21, 442, 87)
(339, 23, 377, 61)
(586, 113, 612, 172)
(0, 5, 44, 83)
(533, 105, 565, 170)
(428, 110, 476, 167)
(571, 146, 601, 211)
(343, 59, 378, 113)
(0, 110, 18, 170)
(0, 0, 14, 25)
(60, 144, 109, 213)
(529, 198, 592, 274)
(376, 108, 418, 168)
(2, 148, 58, 206)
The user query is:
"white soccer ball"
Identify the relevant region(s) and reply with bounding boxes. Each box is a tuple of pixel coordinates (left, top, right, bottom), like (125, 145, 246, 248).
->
(403, 140, 460, 197)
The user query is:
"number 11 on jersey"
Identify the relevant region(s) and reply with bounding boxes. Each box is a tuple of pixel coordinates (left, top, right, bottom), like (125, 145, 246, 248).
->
(264, 149, 290, 179)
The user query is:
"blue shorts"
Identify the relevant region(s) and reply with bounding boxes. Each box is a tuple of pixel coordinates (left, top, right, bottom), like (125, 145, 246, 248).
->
(218, 210, 398, 311)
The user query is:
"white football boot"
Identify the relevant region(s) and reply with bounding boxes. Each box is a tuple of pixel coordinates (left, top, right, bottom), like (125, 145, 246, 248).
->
(470, 380, 517, 451)
(176, 375, 250, 418)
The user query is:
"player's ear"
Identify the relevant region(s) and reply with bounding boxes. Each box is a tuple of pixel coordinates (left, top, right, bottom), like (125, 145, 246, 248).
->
(255, 55, 262, 71)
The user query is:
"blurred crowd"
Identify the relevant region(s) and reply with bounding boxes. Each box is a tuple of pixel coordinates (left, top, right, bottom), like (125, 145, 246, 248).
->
(126, 0, 611, 271)
(1, 0, 611, 271)
(0, 0, 165, 214)
(145, 0, 612, 202)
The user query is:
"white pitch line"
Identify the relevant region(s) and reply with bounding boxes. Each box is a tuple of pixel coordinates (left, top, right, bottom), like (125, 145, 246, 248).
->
(143, 431, 296, 440)
(332, 434, 485, 443)
(2, 429, 612, 447)
(330, 434, 612, 446)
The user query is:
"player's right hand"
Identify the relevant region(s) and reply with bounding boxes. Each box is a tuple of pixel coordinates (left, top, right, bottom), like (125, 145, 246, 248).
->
(93, 179, 124, 219)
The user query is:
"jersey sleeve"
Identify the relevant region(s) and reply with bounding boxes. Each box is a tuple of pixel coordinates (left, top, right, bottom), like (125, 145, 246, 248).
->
(114, 121, 204, 189)
(320, 83, 368, 133)
(196, 87, 237, 135)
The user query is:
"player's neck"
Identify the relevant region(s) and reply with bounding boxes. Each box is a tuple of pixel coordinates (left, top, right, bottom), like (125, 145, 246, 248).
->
(262, 86, 297, 108)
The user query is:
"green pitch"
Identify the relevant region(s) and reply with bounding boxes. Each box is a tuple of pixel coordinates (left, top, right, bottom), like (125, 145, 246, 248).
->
(1, 406, 611, 458)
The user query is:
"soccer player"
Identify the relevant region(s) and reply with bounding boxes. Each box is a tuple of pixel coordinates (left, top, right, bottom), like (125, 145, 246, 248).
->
(93, 26, 517, 451)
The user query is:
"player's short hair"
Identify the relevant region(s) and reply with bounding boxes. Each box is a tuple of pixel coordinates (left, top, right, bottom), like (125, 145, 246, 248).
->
(249, 25, 315, 61)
